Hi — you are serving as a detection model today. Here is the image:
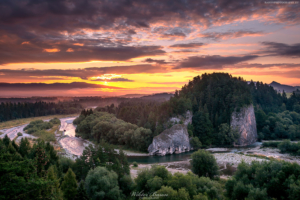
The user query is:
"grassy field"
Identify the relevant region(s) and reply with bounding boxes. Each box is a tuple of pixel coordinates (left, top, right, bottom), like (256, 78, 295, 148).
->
(0, 114, 79, 130)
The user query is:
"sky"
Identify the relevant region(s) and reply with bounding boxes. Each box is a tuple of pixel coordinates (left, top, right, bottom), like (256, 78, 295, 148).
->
(0, 0, 300, 97)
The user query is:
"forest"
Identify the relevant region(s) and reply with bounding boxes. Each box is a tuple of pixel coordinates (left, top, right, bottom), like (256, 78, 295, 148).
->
(0, 101, 83, 122)
(96, 73, 300, 147)
(2, 135, 300, 200)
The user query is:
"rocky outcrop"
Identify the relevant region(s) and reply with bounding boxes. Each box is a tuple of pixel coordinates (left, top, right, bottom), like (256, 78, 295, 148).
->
(168, 110, 192, 127)
(231, 104, 257, 146)
(148, 124, 191, 156)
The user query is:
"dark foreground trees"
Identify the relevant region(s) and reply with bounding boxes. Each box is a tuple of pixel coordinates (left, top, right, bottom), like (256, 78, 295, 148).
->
(85, 166, 122, 200)
(226, 160, 300, 200)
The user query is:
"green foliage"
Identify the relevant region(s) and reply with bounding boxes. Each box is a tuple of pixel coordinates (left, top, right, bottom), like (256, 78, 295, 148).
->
(226, 160, 300, 200)
(32, 129, 56, 141)
(192, 111, 213, 146)
(190, 137, 202, 149)
(215, 123, 240, 146)
(262, 141, 281, 148)
(75, 181, 89, 200)
(85, 166, 123, 200)
(0, 136, 63, 200)
(24, 120, 53, 132)
(46, 165, 63, 200)
(190, 150, 219, 179)
(72, 143, 130, 181)
(61, 168, 78, 200)
(0, 101, 82, 122)
(132, 161, 138, 167)
(17, 132, 23, 136)
(265, 140, 300, 155)
(75, 111, 153, 151)
(155, 186, 179, 200)
(135, 166, 224, 200)
(59, 157, 75, 173)
(50, 117, 61, 125)
(193, 193, 208, 200)
(23, 120, 56, 141)
(256, 110, 300, 140)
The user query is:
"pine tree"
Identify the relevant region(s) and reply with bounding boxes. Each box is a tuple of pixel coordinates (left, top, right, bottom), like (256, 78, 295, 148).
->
(75, 181, 89, 200)
(46, 165, 63, 200)
(3, 134, 10, 146)
(61, 168, 78, 200)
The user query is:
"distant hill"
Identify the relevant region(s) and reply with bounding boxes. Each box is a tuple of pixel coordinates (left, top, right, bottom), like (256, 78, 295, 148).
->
(269, 81, 299, 93)
(119, 94, 146, 98)
(139, 92, 173, 102)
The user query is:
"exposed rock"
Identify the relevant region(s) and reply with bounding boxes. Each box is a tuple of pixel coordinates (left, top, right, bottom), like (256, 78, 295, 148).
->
(148, 124, 191, 156)
(231, 104, 257, 146)
(166, 110, 192, 128)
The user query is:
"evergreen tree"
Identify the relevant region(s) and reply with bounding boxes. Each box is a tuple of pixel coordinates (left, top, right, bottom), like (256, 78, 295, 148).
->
(19, 137, 30, 157)
(61, 168, 78, 200)
(46, 165, 63, 200)
(75, 181, 89, 200)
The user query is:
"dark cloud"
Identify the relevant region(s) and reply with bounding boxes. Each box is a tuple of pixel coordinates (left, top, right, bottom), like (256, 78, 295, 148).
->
(0, 38, 165, 64)
(0, 82, 120, 91)
(0, 1, 298, 64)
(261, 42, 300, 57)
(174, 55, 258, 69)
(201, 30, 263, 41)
(92, 77, 134, 82)
(169, 43, 205, 48)
(1, 0, 298, 31)
(109, 78, 134, 82)
(0, 64, 166, 79)
(144, 58, 168, 64)
(234, 63, 300, 69)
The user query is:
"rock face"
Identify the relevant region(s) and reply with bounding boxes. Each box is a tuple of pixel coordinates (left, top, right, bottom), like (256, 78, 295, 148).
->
(168, 110, 192, 126)
(148, 124, 191, 156)
(231, 104, 257, 146)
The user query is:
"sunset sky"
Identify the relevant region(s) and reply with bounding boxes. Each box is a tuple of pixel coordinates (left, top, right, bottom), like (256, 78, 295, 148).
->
(0, 0, 300, 97)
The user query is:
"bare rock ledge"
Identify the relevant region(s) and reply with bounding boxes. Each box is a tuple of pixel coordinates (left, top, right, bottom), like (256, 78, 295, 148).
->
(148, 124, 191, 156)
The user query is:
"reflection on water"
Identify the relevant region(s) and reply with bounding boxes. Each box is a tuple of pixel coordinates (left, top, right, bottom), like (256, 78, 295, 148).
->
(127, 142, 263, 164)
(59, 118, 77, 137)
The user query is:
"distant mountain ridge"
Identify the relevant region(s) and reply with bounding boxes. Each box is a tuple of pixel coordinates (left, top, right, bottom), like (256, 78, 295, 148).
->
(269, 81, 300, 93)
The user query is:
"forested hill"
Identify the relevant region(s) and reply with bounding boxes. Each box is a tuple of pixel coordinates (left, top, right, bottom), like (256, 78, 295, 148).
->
(175, 73, 252, 146)
(98, 73, 300, 147)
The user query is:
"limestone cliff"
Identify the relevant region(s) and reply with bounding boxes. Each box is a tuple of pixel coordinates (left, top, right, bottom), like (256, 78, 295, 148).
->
(148, 124, 191, 156)
(231, 104, 257, 146)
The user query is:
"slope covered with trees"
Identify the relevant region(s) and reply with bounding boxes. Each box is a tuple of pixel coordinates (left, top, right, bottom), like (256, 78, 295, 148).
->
(250, 81, 300, 140)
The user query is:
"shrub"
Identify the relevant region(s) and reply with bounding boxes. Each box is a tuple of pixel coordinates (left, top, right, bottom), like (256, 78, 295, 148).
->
(17, 132, 23, 136)
(191, 150, 219, 179)
(50, 117, 61, 125)
(132, 162, 138, 167)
